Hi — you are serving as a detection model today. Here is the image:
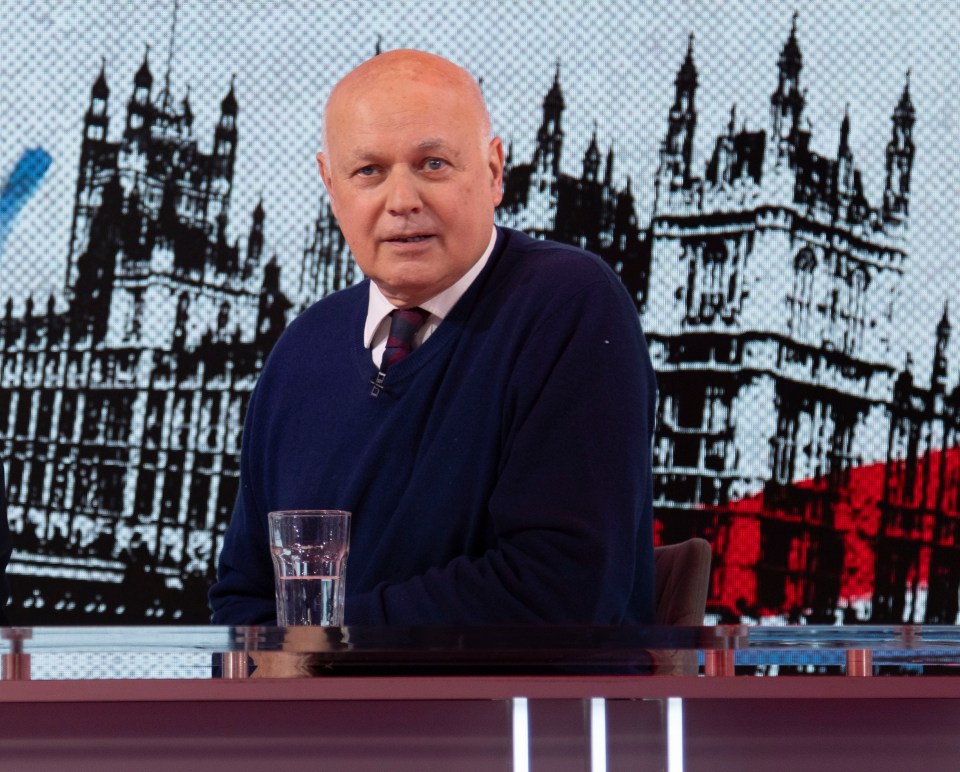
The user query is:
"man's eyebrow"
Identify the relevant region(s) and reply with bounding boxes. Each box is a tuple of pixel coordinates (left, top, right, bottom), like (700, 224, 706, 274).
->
(416, 138, 452, 152)
(341, 139, 460, 166)
(345, 140, 453, 157)
(346, 148, 381, 163)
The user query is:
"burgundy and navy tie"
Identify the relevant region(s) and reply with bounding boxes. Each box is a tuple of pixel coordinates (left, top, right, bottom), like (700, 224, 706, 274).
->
(381, 307, 430, 371)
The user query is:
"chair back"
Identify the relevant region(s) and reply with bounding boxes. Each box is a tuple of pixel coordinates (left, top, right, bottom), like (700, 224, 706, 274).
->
(653, 537, 712, 626)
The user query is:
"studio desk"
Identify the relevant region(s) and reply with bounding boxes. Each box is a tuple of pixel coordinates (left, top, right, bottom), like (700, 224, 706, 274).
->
(2, 625, 960, 771)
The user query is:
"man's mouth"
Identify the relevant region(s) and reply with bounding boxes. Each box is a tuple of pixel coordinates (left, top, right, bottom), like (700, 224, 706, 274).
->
(387, 234, 432, 243)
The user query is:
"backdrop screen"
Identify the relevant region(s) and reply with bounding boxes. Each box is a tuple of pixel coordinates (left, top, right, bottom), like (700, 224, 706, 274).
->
(1, 0, 958, 625)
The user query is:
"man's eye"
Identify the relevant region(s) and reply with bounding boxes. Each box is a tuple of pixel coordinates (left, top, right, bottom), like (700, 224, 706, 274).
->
(424, 158, 447, 171)
(356, 166, 377, 177)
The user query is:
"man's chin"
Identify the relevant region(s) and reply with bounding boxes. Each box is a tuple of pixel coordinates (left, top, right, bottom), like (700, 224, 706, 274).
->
(374, 273, 452, 307)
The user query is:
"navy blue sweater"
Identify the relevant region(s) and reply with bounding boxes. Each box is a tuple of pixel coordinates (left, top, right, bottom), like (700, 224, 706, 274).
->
(210, 228, 657, 625)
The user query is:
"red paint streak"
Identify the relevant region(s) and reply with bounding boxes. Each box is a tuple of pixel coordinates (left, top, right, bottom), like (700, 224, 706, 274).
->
(669, 446, 960, 619)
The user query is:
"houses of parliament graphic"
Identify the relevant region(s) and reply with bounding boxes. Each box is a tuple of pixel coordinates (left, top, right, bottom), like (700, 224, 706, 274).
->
(1, 13, 958, 625)
(1, 48, 293, 621)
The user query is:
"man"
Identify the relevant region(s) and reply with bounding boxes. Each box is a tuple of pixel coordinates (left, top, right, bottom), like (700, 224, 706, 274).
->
(1, 463, 10, 625)
(209, 50, 657, 626)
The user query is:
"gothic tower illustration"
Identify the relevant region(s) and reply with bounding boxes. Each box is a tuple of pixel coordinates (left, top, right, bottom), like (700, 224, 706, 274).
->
(642, 16, 914, 621)
(1, 39, 292, 621)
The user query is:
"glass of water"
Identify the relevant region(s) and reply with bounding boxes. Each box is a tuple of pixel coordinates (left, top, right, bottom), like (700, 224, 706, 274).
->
(268, 510, 351, 626)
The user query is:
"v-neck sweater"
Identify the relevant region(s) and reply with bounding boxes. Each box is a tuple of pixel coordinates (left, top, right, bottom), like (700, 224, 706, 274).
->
(210, 227, 657, 625)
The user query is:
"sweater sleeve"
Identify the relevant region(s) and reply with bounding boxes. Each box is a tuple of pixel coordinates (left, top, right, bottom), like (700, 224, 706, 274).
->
(346, 273, 657, 625)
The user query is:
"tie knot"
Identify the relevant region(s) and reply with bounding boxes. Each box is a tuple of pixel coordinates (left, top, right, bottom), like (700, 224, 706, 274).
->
(382, 307, 430, 370)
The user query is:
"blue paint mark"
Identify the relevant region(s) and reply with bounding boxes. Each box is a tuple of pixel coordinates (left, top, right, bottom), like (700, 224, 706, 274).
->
(0, 147, 53, 257)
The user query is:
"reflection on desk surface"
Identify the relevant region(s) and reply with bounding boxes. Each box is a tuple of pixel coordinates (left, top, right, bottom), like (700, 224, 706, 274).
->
(2, 625, 960, 680)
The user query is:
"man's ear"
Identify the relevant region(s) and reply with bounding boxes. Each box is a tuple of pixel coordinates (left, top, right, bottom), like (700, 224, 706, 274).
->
(487, 137, 505, 206)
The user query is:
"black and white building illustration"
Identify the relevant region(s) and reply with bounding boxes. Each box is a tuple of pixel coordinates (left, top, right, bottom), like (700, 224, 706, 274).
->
(1, 4, 958, 624)
(2, 46, 290, 621)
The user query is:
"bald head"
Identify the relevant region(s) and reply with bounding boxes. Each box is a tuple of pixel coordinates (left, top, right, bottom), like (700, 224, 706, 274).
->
(323, 49, 491, 150)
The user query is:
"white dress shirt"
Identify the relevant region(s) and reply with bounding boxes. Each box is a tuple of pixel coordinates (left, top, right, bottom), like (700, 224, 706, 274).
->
(364, 226, 497, 368)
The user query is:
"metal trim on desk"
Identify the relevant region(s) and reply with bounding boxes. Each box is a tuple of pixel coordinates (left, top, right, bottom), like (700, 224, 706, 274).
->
(2, 675, 960, 703)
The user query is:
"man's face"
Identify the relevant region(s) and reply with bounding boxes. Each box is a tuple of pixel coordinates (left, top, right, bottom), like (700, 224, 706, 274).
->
(317, 62, 504, 307)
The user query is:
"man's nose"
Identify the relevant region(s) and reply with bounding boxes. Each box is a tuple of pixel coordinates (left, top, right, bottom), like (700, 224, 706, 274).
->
(385, 168, 423, 215)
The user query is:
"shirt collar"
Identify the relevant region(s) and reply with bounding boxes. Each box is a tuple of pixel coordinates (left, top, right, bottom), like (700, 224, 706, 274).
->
(363, 225, 497, 348)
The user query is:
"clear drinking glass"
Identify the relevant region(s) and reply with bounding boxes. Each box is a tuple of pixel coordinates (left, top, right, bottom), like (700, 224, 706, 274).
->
(268, 510, 351, 626)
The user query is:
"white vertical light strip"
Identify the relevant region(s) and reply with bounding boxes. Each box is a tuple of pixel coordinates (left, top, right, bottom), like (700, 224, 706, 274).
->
(512, 697, 530, 772)
(667, 697, 685, 772)
(590, 697, 608, 772)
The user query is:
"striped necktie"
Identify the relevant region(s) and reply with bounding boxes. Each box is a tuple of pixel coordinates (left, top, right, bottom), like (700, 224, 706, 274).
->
(381, 307, 430, 370)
